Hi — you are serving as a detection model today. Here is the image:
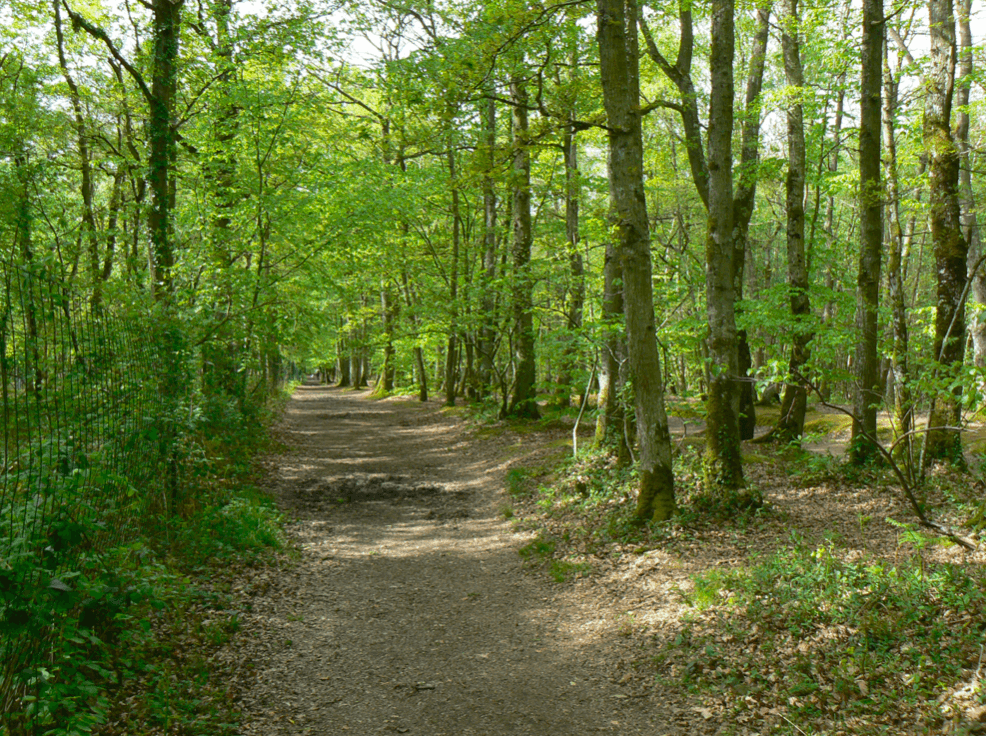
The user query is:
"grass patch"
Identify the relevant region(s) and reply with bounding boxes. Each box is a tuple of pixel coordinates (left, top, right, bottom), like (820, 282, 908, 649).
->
(518, 534, 556, 561)
(518, 534, 592, 583)
(549, 559, 591, 583)
(802, 413, 853, 436)
(506, 467, 535, 497)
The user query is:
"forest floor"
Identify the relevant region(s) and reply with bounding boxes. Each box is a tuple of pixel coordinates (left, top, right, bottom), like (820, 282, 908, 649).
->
(223, 385, 986, 736)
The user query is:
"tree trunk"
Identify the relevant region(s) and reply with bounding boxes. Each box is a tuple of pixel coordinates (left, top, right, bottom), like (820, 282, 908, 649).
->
(817, 72, 846, 402)
(146, 0, 182, 300)
(732, 4, 771, 440)
(336, 317, 351, 387)
(703, 0, 744, 488)
(53, 0, 102, 309)
(597, 0, 675, 520)
(772, 0, 812, 443)
(595, 239, 630, 465)
(507, 76, 539, 419)
(554, 124, 584, 409)
(956, 0, 985, 366)
(883, 36, 914, 469)
(478, 96, 498, 396)
(923, 0, 968, 466)
(445, 148, 461, 406)
(377, 285, 396, 393)
(14, 154, 42, 395)
(640, 3, 768, 444)
(848, 0, 885, 462)
(351, 351, 364, 388)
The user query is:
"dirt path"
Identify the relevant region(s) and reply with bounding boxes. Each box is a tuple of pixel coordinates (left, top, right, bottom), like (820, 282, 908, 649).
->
(234, 386, 670, 735)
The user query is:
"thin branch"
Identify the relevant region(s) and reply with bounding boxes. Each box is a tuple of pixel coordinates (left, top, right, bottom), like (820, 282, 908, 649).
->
(794, 371, 978, 550)
(61, 1, 153, 106)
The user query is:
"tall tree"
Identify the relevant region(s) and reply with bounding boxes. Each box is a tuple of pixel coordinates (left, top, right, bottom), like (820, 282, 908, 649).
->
(477, 94, 498, 396)
(883, 24, 915, 467)
(922, 0, 968, 466)
(596, 0, 676, 521)
(771, 0, 811, 443)
(638, 1, 770, 449)
(703, 0, 744, 488)
(732, 4, 772, 441)
(956, 0, 984, 366)
(507, 75, 540, 418)
(849, 0, 885, 463)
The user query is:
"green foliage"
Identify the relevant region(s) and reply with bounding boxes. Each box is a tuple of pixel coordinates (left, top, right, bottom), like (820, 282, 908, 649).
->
(505, 467, 534, 497)
(517, 534, 591, 583)
(548, 559, 591, 583)
(518, 535, 556, 560)
(174, 491, 284, 569)
(659, 541, 986, 733)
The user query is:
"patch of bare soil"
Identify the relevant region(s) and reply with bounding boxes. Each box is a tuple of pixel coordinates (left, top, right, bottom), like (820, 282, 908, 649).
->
(224, 386, 692, 735)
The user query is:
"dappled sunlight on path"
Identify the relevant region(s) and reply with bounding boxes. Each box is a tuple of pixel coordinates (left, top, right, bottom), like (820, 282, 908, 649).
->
(235, 386, 668, 735)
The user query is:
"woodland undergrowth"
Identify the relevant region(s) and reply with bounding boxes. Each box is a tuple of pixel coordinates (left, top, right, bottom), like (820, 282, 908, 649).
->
(4, 392, 292, 736)
(494, 402, 986, 736)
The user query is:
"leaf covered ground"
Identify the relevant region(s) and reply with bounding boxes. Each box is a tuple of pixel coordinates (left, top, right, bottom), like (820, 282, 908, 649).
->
(506, 415, 986, 736)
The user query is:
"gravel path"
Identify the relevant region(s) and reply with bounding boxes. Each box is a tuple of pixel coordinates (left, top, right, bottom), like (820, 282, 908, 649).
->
(235, 385, 667, 735)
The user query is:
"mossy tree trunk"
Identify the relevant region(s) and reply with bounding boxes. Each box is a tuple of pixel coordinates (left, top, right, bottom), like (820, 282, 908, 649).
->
(703, 0, 744, 489)
(849, 0, 885, 463)
(923, 0, 968, 467)
(597, 0, 675, 521)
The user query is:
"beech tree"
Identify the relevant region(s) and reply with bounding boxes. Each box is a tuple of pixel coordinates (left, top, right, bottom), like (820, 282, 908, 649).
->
(922, 0, 968, 466)
(596, 0, 675, 521)
(849, 0, 884, 463)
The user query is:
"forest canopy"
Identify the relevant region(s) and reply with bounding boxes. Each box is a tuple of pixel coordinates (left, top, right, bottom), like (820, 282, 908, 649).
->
(2, 0, 985, 533)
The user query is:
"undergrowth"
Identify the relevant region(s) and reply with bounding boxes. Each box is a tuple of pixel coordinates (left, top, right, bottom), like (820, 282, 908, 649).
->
(657, 538, 986, 734)
(1, 391, 288, 736)
(504, 426, 986, 734)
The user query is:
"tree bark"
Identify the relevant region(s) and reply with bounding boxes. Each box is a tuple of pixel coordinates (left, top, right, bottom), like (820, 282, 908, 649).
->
(597, 0, 675, 520)
(555, 124, 584, 408)
(53, 0, 102, 309)
(883, 35, 914, 468)
(771, 0, 812, 443)
(848, 0, 885, 462)
(703, 0, 744, 488)
(640, 3, 768, 444)
(444, 147, 461, 406)
(146, 0, 182, 301)
(507, 76, 539, 418)
(594, 238, 630, 465)
(478, 95, 498, 395)
(923, 0, 968, 466)
(336, 317, 351, 387)
(956, 0, 985, 366)
(732, 4, 771, 440)
(377, 284, 396, 393)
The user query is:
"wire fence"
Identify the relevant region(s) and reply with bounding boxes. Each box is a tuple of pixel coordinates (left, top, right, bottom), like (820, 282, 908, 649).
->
(0, 251, 166, 722)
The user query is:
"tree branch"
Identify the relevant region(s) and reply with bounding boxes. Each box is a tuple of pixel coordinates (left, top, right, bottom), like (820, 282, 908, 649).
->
(794, 371, 978, 550)
(61, 1, 154, 106)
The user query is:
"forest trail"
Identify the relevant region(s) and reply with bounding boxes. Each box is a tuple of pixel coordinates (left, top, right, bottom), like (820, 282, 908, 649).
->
(233, 386, 672, 735)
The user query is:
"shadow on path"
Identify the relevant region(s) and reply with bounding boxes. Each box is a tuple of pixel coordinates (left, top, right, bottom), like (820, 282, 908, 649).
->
(238, 386, 664, 735)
